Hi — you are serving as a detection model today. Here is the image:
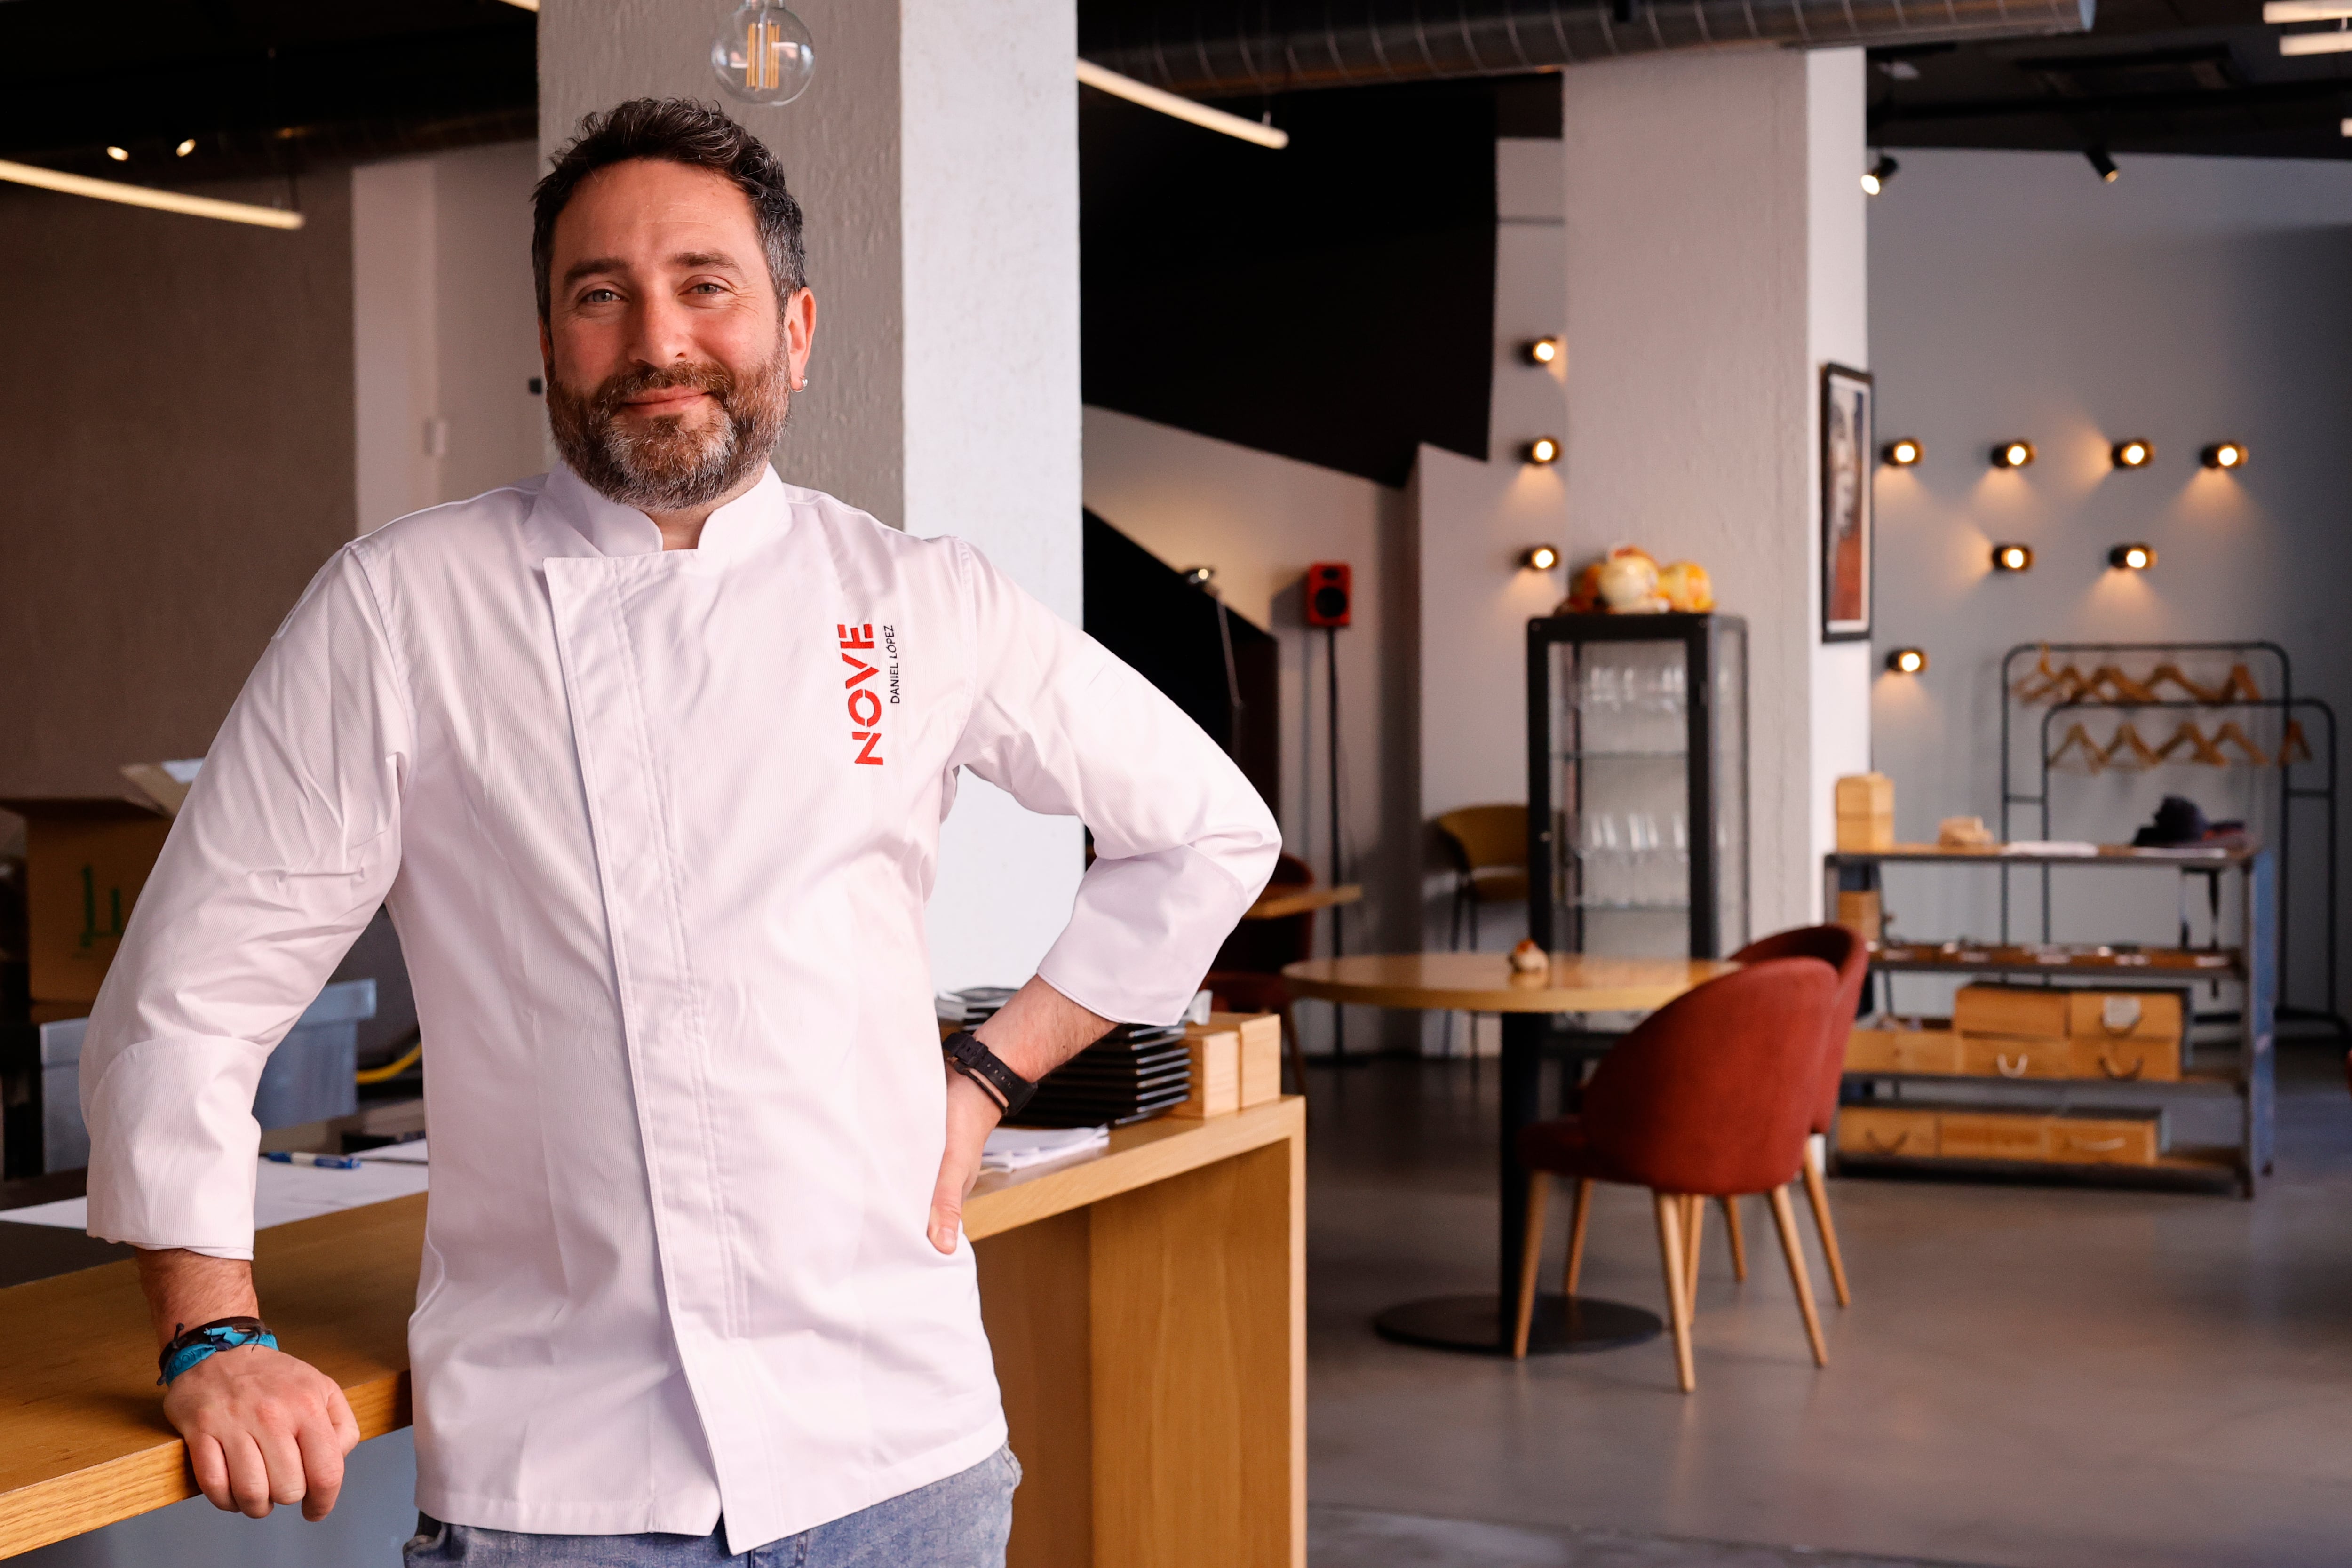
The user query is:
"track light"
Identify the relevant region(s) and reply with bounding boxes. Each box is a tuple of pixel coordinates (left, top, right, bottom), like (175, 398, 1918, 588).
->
(1860, 154, 1899, 196)
(2202, 442, 2247, 470)
(1991, 441, 2035, 469)
(1520, 545, 1560, 572)
(105, 145, 129, 162)
(1522, 336, 1560, 366)
(1523, 436, 1560, 465)
(1992, 543, 2034, 572)
(1882, 437, 1922, 467)
(2109, 543, 2156, 571)
(2111, 438, 2153, 470)
(1180, 565, 1215, 589)
(1887, 647, 1928, 675)
(175, 138, 196, 157)
(2086, 148, 2119, 183)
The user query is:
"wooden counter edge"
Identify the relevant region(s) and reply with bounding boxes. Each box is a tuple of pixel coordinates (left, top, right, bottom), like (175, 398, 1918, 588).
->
(0, 1100, 1305, 1559)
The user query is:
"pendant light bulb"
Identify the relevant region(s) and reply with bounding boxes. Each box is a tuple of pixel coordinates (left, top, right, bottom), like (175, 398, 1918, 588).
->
(712, 2, 816, 105)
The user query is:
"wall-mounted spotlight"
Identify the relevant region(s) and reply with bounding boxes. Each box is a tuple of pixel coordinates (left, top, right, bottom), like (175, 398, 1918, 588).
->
(2111, 438, 2154, 470)
(2202, 441, 2247, 469)
(1523, 436, 1560, 465)
(1882, 437, 1922, 467)
(1992, 543, 2034, 572)
(2109, 543, 2156, 571)
(1887, 647, 1928, 675)
(175, 137, 197, 158)
(1520, 545, 1560, 571)
(1522, 336, 1560, 366)
(105, 145, 129, 162)
(1991, 440, 2036, 469)
(2086, 147, 2120, 183)
(1860, 153, 1900, 196)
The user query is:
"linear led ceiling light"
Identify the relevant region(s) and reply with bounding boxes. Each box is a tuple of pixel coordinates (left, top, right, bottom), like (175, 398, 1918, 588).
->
(0, 159, 304, 229)
(2265, 0, 2352, 16)
(2279, 26, 2352, 52)
(1075, 59, 1288, 148)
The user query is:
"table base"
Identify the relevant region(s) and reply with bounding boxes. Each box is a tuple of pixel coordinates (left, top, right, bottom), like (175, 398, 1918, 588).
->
(1373, 1292, 1663, 1356)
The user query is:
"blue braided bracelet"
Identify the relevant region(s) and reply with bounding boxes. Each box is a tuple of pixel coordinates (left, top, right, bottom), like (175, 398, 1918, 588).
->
(159, 1320, 279, 1386)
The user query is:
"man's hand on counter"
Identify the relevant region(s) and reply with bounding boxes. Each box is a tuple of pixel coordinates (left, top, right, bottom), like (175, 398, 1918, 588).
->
(927, 976, 1111, 1255)
(137, 1248, 360, 1521)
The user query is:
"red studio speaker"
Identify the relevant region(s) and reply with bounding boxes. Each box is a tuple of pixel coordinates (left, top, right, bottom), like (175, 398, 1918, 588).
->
(1303, 562, 1352, 628)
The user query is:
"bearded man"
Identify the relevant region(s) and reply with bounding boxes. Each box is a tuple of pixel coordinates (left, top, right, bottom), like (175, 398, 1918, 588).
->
(79, 97, 1278, 1568)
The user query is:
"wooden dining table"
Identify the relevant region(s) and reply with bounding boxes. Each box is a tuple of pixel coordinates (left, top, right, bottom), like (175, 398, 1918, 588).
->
(1282, 951, 1735, 1356)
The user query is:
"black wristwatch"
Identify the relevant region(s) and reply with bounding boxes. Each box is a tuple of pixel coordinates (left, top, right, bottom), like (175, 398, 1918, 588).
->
(943, 1030, 1038, 1119)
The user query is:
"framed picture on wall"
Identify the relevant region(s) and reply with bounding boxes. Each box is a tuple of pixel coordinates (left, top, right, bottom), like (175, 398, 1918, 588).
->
(1820, 363, 1874, 642)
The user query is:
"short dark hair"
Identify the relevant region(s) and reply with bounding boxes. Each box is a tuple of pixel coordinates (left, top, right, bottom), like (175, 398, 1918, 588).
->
(532, 97, 807, 324)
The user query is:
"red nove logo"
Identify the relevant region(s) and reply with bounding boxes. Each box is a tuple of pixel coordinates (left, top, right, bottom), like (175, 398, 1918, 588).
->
(838, 622, 885, 765)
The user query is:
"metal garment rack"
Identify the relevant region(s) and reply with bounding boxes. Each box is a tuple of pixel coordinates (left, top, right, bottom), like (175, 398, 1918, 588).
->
(1999, 640, 2345, 1038)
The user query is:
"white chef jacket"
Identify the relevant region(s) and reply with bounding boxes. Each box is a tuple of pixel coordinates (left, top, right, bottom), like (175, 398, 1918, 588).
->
(80, 463, 1279, 1552)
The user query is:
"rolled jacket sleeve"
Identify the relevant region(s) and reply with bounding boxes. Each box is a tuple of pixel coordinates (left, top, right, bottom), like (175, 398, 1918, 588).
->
(944, 541, 1280, 1026)
(83, 547, 411, 1257)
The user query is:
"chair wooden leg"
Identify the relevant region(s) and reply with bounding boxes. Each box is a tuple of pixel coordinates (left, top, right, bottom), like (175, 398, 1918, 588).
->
(1719, 1195, 1748, 1282)
(1513, 1174, 1549, 1359)
(1682, 1194, 1705, 1310)
(1768, 1184, 1828, 1368)
(1653, 1192, 1696, 1393)
(1802, 1138, 1852, 1308)
(1563, 1178, 1593, 1297)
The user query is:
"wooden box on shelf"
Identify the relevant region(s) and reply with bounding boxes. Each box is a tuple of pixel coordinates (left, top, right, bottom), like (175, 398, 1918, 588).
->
(1833, 772, 1895, 852)
(1953, 983, 2071, 1039)
(1184, 1012, 1283, 1113)
(1843, 1104, 2165, 1166)
(1172, 1024, 1240, 1119)
(2070, 1035, 2181, 1083)
(1959, 1034, 2073, 1079)
(2066, 989, 2185, 1045)
(1837, 1106, 1939, 1158)
(1846, 1017, 1961, 1074)
(1835, 888, 1883, 944)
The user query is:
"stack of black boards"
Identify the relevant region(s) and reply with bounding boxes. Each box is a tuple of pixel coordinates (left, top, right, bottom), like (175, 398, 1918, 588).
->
(938, 988, 1192, 1129)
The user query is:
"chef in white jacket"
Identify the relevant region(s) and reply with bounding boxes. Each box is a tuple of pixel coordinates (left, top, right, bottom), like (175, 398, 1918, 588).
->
(81, 98, 1279, 1568)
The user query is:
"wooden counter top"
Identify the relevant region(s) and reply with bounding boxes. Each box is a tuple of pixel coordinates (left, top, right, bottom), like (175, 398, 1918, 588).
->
(0, 1098, 1304, 1559)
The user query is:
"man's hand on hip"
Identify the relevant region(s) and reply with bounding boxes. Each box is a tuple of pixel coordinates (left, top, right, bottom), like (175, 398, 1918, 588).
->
(927, 975, 1112, 1255)
(135, 1246, 358, 1520)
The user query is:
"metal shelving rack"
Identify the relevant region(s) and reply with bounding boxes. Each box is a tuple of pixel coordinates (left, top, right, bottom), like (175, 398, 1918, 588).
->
(1827, 844, 2275, 1198)
(1998, 639, 2343, 1037)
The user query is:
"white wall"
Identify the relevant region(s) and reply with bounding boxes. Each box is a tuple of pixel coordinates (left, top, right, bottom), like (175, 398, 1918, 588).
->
(539, 0, 1084, 996)
(1869, 149, 2352, 1014)
(1561, 48, 1873, 941)
(1082, 406, 1416, 1052)
(352, 142, 544, 531)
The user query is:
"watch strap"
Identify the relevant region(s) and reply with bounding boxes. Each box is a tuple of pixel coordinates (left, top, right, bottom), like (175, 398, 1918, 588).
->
(159, 1316, 278, 1386)
(942, 1030, 1038, 1119)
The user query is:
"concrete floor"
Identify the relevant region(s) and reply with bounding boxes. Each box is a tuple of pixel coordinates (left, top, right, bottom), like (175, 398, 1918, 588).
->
(1303, 1044, 2352, 1568)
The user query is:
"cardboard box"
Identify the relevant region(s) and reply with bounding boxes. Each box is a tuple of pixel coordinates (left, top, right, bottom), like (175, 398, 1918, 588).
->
(1952, 982, 2071, 1040)
(1213, 1011, 1284, 1107)
(1, 797, 174, 1004)
(1173, 1024, 1240, 1119)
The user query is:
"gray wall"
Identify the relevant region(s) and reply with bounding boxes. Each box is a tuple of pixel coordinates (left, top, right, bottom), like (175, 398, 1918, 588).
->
(1869, 149, 2352, 1019)
(0, 175, 358, 802)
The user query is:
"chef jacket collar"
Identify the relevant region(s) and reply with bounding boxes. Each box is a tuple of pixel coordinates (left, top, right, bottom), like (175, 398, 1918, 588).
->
(543, 461, 789, 565)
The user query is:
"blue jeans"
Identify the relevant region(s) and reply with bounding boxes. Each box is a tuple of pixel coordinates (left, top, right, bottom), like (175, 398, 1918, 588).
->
(402, 1447, 1019, 1567)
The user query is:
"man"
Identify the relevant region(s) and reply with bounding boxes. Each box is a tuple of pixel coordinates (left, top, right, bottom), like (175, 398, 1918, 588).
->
(82, 97, 1278, 1566)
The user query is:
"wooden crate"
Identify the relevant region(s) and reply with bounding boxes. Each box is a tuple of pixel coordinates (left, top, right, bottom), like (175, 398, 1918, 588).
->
(1959, 1034, 2073, 1080)
(1936, 1111, 2054, 1162)
(1210, 1012, 1284, 1108)
(2045, 1112, 2164, 1165)
(2065, 988, 2185, 1045)
(1846, 1019, 1961, 1074)
(1836, 1106, 1939, 1158)
(1835, 889, 1883, 944)
(1953, 983, 2071, 1040)
(2068, 1035, 2182, 1083)
(1834, 773, 1894, 852)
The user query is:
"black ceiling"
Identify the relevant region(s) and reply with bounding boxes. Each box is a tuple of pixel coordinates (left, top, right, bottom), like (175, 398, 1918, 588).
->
(1867, 0, 2352, 160)
(0, 0, 535, 183)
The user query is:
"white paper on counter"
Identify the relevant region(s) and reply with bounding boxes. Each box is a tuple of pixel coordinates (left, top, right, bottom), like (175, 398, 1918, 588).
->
(2, 1156, 429, 1234)
(981, 1124, 1109, 1173)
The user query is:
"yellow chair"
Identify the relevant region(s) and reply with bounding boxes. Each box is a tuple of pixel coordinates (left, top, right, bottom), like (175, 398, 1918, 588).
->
(1434, 805, 1529, 950)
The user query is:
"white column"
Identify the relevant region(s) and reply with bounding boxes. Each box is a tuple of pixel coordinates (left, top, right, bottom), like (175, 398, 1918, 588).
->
(1561, 48, 1871, 934)
(540, 0, 1084, 993)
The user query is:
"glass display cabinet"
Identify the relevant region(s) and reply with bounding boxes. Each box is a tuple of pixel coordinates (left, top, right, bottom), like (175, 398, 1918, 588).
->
(1526, 613, 1750, 960)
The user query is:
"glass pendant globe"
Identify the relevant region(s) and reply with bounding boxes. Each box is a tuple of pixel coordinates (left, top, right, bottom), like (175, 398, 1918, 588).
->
(712, 3, 815, 106)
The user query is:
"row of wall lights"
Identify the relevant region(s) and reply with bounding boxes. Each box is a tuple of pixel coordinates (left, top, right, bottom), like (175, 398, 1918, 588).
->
(1881, 438, 2247, 470)
(1888, 540, 2157, 673)
(1519, 337, 1563, 464)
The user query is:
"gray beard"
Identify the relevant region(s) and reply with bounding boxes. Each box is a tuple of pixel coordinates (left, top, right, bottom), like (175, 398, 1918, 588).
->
(546, 347, 791, 515)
